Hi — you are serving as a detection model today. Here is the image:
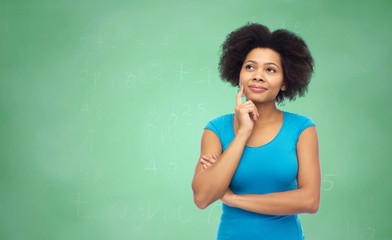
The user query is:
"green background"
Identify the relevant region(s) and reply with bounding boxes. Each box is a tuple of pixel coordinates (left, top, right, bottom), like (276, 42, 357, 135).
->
(1, 0, 391, 239)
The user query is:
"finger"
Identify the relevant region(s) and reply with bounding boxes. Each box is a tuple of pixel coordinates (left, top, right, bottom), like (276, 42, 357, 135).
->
(251, 106, 259, 121)
(242, 106, 258, 121)
(236, 83, 244, 106)
(201, 159, 212, 167)
(200, 159, 208, 166)
(248, 111, 257, 121)
(242, 101, 259, 120)
(200, 158, 215, 164)
(200, 158, 209, 169)
(240, 105, 257, 114)
(202, 155, 216, 164)
(209, 154, 218, 162)
(251, 103, 259, 119)
(243, 100, 258, 107)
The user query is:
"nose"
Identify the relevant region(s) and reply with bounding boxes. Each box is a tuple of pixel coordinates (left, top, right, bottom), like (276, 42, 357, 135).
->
(252, 71, 265, 82)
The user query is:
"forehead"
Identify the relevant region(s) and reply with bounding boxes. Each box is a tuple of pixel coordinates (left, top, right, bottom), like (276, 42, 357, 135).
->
(244, 48, 281, 65)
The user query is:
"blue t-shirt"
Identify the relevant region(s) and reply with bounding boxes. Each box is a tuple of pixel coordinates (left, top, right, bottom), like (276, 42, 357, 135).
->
(204, 111, 316, 240)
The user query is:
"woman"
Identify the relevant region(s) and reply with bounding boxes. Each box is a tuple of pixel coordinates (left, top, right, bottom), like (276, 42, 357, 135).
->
(191, 23, 321, 239)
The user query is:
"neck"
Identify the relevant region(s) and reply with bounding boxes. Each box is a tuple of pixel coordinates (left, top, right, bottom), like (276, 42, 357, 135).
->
(253, 101, 283, 126)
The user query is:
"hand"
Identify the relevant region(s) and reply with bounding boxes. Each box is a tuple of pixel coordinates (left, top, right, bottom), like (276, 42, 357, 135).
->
(200, 154, 218, 169)
(234, 82, 259, 133)
(220, 188, 235, 206)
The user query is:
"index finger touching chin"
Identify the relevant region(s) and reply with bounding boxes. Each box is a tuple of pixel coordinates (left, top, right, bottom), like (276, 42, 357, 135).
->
(236, 83, 244, 106)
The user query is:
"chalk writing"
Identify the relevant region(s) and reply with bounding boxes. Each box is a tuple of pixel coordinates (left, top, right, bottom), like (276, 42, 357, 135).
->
(160, 113, 178, 142)
(367, 226, 376, 240)
(124, 71, 136, 90)
(137, 202, 159, 229)
(164, 206, 190, 223)
(167, 162, 178, 178)
(143, 158, 158, 175)
(80, 168, 102, 182)
(109, 201, 128, 221)
(151, 63, 163, 82)
(196, 67, 211, 86)
(208, 202, 221, 224)
(322, 173, 337, 192)
(72, 193, 90, 219)
(175, 63, 188, 85)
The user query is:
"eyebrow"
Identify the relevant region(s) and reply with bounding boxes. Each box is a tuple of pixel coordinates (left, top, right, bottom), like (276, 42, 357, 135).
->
(244, 60, 280, 69)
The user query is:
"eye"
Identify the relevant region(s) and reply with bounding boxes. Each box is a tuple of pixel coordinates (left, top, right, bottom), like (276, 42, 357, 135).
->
(267, 67, 276, 73)
(245, 64, 254, 70)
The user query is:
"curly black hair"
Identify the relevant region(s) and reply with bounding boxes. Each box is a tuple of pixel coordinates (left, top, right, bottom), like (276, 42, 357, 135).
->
(219, 23, 314, 104)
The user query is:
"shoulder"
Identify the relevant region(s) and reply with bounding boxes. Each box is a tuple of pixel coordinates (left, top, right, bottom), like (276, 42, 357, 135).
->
(284, 111, 316, 140)
(285, 111, 315, 127)
(204, 113, 234, 139)
(207, 113, 234, 125)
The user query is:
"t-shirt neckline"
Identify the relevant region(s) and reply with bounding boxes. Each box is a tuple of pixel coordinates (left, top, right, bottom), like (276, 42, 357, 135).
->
(231, 111, 286, 149)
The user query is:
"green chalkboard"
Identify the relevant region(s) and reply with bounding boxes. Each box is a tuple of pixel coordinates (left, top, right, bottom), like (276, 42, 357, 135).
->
(1, 0, 391, 239)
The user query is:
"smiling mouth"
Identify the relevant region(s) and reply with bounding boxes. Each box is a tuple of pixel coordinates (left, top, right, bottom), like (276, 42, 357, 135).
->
(249, 85, 267, 92)
(249, 90, 266, 94)
(249, 85, 267, 90)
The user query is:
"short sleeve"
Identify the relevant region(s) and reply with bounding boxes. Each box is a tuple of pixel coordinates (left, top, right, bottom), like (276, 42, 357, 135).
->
(204, 120, 221, 139)
(297, 116, 316, 139)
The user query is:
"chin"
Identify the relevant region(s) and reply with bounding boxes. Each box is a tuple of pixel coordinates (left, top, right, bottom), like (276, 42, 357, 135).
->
(249, 97, 275, 104)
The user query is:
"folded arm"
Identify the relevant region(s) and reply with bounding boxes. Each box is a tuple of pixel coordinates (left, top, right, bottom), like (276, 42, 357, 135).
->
(220, 126, 321, 215)
(191, 128, 250, 209)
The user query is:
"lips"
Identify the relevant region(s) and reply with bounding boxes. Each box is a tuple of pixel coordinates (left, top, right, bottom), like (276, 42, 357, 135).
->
(249, 85, 267, 90)
(248, 85, 267, 93)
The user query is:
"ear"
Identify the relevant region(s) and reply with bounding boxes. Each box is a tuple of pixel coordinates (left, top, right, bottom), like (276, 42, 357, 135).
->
(281, 82, 287, 91)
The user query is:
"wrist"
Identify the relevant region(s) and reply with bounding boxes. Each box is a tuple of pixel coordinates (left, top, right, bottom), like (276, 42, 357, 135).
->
(221, 189, 237, 207)
(237, 128, 252, 139)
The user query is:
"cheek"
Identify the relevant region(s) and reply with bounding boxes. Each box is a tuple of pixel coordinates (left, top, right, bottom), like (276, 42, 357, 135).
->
(270, 76, 284, 87)
(239, 72, 249, 84)
(238, 71, 243, 81)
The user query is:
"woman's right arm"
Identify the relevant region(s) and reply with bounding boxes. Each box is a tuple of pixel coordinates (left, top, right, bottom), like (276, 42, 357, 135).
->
(191, 128, 250, 209)
(191, 83, 258, 209)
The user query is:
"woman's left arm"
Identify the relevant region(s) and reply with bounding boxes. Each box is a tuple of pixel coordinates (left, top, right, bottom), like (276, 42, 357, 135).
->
(216, 126, 321, 215)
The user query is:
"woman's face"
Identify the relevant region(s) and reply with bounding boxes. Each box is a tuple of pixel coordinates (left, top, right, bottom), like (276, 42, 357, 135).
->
(239, 48, 285, 104)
